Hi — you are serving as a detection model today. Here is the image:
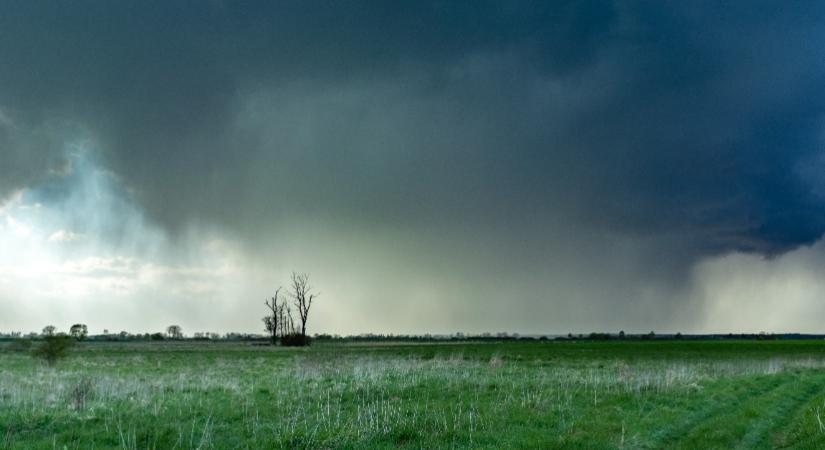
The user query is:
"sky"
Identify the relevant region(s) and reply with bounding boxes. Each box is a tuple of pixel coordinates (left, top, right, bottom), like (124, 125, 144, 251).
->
(3, 1, 825, 336)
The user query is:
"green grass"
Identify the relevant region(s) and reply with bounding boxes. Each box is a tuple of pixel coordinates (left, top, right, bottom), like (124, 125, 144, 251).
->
(3, 340, 825, 448)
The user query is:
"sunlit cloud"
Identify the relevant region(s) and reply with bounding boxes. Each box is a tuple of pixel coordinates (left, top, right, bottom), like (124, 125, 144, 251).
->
(0, 146, 249, 334)
(47, 229, 84, 243)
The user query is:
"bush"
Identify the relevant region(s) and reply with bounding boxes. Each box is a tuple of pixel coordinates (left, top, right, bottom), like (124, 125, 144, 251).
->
(281, 333, 311, 347)
(150, 332, 165, 341)
(32, 335, 74, 367)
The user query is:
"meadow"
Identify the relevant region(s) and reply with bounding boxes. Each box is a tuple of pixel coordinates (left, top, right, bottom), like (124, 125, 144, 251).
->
(2, 339, 825, 449)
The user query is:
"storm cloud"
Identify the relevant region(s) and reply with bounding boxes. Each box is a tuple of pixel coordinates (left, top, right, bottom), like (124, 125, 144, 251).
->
(2, 1, 825, 334)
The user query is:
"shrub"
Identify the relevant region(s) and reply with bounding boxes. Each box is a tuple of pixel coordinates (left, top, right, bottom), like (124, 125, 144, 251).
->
(32, 335, 74, 367)
(281, 333, 311, 347)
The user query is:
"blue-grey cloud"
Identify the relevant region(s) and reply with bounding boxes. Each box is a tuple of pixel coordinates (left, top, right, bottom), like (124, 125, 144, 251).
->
(2, 1, 825, 332)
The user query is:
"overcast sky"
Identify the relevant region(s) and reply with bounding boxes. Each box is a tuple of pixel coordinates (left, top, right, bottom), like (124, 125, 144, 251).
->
(3, 1, 825, 335)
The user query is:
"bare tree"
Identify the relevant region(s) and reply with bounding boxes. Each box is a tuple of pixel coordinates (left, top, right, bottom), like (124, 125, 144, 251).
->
(166, 325, 183, 339)
(42, 325, 56, 336)
(263, 288, 282, 345)
(289, 272, 318, 339)
(283, 303, 295, 335)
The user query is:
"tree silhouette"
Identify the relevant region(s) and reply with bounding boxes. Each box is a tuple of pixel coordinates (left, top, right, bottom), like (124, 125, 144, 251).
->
(166, 325, 183, 339)
(263, 287, 283, 345)
(289, 272, 318, 339)
(70, 324, 88, 341)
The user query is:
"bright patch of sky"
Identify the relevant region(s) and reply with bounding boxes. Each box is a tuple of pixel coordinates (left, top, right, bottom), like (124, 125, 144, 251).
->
(0, 146, 247, 334)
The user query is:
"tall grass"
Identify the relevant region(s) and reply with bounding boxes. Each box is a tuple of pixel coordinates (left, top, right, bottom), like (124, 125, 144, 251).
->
(2, 343, 825, 448)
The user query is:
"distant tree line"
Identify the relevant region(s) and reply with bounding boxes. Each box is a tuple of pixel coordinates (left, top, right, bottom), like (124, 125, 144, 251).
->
(0, 326, 802, 345)
(0, 326, 815, 368)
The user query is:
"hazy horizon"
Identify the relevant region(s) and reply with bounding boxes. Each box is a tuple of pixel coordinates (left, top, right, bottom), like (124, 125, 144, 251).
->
(4, 2, 825, 336)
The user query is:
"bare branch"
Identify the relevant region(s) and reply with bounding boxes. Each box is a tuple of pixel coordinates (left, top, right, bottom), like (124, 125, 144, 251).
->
(289, 272, 318, 339)
(262, 287, 283, 345)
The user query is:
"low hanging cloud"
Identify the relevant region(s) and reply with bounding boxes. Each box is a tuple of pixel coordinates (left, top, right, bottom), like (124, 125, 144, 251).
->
(2, 2, 825, 334)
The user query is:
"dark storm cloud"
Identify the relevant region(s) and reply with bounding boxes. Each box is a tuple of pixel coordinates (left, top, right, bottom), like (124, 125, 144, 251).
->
(0, 113, 69, 202)
(2, 1, 825, 269)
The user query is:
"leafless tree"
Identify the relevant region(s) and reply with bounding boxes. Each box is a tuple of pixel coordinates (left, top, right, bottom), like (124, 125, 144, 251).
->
(166, 325, 183, 339)
(289, 272, 318, 338)
(283, 303, 295, 335)
(263, 288, 282, 345)
(279, 302, 290, 336)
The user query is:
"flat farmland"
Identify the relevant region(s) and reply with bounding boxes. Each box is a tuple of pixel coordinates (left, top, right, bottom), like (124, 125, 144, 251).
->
(2, 340, 825, 449)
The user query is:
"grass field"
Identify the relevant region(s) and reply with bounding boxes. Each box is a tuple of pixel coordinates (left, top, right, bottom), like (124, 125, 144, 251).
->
(3, 340, 825, 449)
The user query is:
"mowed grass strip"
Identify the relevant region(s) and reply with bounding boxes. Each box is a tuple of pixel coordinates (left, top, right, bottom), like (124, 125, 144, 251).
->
(735, 371, 825, 449)
(654, 372, 824, 449)
(770, 375, 825, 450)
(647, 374, 790, 448)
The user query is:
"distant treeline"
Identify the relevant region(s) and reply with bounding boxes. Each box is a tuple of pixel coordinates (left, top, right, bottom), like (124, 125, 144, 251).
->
(311, 332, 823, 342)
(1, 330, 820, 342)
(0, 330, 263, 342)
